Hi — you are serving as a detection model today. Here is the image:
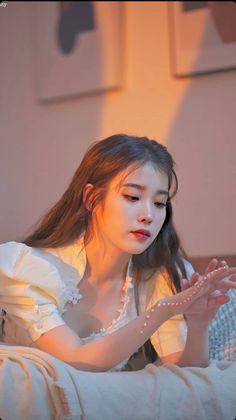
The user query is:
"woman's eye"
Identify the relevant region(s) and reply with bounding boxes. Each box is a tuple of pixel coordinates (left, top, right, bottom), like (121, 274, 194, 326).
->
(124, 195, 139, 202)
(155, 202, 167, 208)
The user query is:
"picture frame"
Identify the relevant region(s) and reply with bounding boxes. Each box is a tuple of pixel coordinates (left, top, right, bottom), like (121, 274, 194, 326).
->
(33, 2, 124, 101)
(168, 2, 236, 77)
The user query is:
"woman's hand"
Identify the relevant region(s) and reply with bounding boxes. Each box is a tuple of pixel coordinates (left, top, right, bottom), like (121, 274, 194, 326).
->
(181, 259, 231, 326)
(158, 263, 236, 318)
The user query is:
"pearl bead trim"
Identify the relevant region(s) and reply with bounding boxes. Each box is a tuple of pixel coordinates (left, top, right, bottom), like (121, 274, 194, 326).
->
(140, 266, 227, 334)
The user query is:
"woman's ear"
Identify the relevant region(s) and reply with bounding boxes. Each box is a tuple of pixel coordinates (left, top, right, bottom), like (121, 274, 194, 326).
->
(83, 183, 95, 211)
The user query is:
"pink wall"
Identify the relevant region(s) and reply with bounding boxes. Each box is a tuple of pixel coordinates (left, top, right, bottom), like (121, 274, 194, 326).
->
(0, 2, 235, 257)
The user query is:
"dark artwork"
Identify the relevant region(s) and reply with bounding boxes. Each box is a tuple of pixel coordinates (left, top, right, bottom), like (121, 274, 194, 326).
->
(181, 1, 236, 43)
(57, 1, 96, 54)
(182, 2, 207, 12)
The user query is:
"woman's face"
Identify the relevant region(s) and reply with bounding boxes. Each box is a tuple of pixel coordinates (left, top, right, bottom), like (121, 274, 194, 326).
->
(91, 162, 169, 255)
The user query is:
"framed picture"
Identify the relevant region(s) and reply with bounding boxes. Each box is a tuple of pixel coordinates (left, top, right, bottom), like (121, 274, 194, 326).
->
(33, 2, 124, 101)
(168, 2, 236, 77)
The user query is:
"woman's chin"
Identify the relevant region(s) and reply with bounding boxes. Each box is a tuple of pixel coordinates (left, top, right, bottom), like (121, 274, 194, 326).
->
(125, 244, 151, 255)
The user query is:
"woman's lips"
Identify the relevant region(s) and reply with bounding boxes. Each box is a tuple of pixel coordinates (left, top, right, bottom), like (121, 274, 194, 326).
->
(131, 231, 150, 240)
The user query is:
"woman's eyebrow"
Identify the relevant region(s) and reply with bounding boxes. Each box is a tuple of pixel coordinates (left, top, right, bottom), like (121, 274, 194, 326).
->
(121, 183, 169, 196)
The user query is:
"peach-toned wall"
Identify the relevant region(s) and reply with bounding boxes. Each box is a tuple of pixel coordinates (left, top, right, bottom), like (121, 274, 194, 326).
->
(0, 2, 235, 257)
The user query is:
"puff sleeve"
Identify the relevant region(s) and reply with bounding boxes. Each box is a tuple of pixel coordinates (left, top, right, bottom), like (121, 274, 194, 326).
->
(139, 260, 195, 358)
(0, 241, 79, 342)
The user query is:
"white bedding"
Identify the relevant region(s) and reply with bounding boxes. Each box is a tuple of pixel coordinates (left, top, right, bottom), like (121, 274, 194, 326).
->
(0, 344, 236, 420)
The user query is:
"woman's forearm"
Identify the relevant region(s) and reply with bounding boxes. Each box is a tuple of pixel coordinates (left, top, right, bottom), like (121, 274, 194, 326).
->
(177, 322, 209, 367)
(67, 303, 172, 372)
(38, 275, 222, 371)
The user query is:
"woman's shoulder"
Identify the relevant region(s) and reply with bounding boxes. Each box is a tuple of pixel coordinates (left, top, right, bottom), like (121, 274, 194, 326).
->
(0, 239, 64, 270)
(0, 241, 29, 276)
(0, 239, 80, 269)
(43, 236, 85, 274)
(0, 240, 80, 303)
(138, 259, 195, 305)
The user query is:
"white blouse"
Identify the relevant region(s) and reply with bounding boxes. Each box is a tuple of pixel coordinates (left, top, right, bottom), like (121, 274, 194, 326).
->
(0, 237, 193, 371)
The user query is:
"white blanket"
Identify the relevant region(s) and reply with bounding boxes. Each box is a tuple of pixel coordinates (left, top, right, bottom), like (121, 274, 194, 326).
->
(0, 344, 236, 420)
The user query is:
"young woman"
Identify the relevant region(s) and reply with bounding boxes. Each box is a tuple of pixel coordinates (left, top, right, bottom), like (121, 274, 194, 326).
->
(0, 134, 235, 372)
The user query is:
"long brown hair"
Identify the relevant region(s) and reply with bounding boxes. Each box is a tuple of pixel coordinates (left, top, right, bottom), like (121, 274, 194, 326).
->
(24, 134, 186, 282)
(23, 134, 187, 366)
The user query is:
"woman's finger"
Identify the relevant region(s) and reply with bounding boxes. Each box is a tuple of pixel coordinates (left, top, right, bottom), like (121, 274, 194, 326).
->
(190, 272, 199, 286)
(167, 268, 235, 315)
(205, 266, 236, 291)
(204, 258, 219, 275)
(213, 274, 236, 294)
(181, 278, 189, 291)
(188, 267, 235, 300)
(181, 265, 236, 296)
(207, 294, 230, 309)
(181, 273, 199, 291)
(209, 289, 225, 298)
(229, 273, 236, 282)
(209, 270, 236, 290)
(219, 260, 227, 268)
(219, 266, 236, 276)
(215, 276, 236, 291)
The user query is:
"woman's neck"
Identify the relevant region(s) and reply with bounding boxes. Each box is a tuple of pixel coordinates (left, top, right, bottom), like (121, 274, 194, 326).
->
(84, 236, 131, 286)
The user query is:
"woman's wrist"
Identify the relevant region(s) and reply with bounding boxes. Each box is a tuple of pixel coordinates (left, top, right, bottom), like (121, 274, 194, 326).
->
(152, 298, 176, 320)
(186, 318, 210, 331)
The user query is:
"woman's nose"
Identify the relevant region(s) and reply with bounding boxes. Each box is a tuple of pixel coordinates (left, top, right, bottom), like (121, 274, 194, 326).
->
(137, 204, 153, 224)
(138, 215, 152, 224)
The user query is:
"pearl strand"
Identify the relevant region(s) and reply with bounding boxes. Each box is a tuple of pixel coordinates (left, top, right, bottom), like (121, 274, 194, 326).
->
(140, 266, 227, 334)
(140, 308, 155, 334)
(140, 278, 204, 334)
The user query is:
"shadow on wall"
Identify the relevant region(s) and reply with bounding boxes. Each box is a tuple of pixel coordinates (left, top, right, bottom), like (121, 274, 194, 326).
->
(33, 1, 118, 102)
(57, 2, 96, 55)
(166, 2, 236, 261)
(0, 1, 123, 243)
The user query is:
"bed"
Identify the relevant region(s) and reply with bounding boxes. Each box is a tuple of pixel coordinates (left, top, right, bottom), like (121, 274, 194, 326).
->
(0, 256, 236, 420)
